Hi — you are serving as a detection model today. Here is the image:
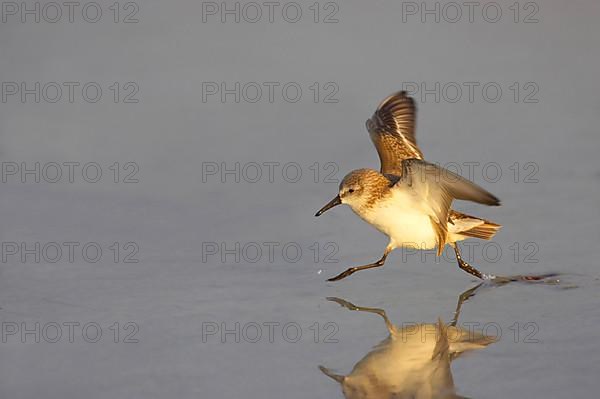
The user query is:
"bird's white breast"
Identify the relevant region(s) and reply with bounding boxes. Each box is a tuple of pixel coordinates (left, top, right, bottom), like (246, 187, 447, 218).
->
(360, 189, 438, 250)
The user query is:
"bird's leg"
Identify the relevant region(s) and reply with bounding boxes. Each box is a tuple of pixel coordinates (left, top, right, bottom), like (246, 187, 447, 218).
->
(327, 247, 391, 282)
(451, 243, 485, 280)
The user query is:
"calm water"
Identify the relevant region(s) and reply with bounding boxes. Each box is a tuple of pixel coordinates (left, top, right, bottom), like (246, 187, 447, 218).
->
(1, 1, 600, 398)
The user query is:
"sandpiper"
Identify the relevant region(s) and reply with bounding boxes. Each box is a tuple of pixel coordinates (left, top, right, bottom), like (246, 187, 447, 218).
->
(315, 91, 501, 281)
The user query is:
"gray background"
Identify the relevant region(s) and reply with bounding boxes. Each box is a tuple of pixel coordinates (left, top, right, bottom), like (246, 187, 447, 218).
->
(1, 0, 599, 398)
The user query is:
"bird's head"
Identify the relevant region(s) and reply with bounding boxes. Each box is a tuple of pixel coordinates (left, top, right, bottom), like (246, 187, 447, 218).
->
(315, 169, 389, 216)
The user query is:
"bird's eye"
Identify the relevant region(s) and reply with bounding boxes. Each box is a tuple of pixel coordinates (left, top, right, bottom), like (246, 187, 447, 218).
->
(348, 189, 355, 193)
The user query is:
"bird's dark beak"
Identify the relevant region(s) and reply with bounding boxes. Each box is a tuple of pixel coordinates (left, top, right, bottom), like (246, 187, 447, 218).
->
(315, 195, 341, 217)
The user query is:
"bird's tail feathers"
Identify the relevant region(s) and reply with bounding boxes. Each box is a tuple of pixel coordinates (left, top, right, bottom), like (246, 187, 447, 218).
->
(449, 211, 501, 240)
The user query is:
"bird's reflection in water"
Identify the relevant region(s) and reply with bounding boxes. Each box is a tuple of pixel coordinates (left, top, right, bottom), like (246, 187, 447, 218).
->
(320, 284, 494, 399)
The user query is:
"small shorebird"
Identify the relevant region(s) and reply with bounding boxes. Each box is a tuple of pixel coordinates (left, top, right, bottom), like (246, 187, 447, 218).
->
(315, 91, 501, 281)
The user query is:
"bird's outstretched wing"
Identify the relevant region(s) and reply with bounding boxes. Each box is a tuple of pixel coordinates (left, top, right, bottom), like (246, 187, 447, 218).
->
(366, 91, 423, 175)
(397, 159, 500, 254)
